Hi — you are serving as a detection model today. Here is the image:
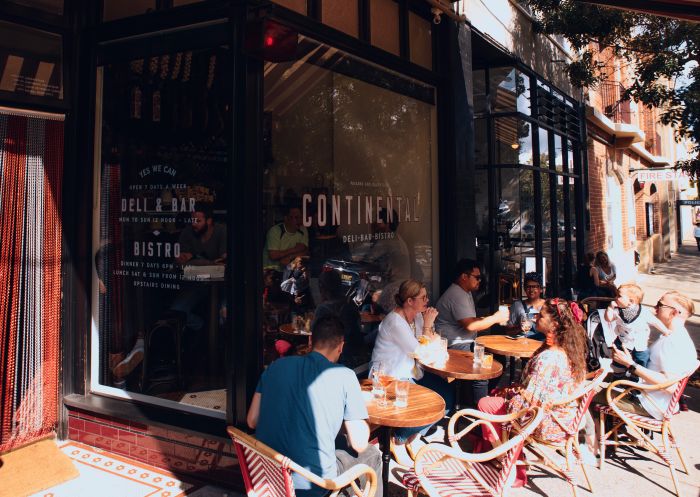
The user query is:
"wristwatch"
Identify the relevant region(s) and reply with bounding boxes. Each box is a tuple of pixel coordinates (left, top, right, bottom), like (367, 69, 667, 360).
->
(625, 363, 638, 377)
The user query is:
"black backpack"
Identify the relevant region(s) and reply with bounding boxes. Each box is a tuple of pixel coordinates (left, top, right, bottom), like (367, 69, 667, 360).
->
(585, 311, 612, 372)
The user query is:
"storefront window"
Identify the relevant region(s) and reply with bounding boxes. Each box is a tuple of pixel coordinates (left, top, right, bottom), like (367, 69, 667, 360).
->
(473, 69, 487, 115)
(92, 45, 230, 417)
(540, 171, 552, 290)
(538, 127, 549, 167)
(475, 118, 488, 165)
(0, 21, 62, 99)
(261, 37, 437, 368)
(494, 117, 532, 165)
(490, 67, 530, 115)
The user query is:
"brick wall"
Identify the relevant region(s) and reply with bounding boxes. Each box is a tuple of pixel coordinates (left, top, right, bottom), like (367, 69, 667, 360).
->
(586, 139, 608, 254)
(67, 408, 242, 488)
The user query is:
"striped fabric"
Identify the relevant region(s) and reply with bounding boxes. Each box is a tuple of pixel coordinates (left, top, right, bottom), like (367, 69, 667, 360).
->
(404, 443, 523, 497)
(0, 110, 64, 452)
(597, 405, 663, 428)
(233, 439, 295, 497)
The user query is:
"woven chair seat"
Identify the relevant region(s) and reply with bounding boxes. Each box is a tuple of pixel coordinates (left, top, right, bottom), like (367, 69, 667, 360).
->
(596, 405, 663, 428)
(402, 447, 503, 497)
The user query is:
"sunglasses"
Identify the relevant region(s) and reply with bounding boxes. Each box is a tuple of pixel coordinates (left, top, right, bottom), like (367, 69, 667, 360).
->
(525, 285, 541, 290)
(469, 273, 482, 281)
(655, 301, 677, 312)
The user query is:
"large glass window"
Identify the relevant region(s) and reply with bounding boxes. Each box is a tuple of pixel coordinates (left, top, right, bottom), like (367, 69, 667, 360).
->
(489, 67, 530, 115)
(92, 44, 230, 417)
(494, 117, 533, 165)
(0, 21, 62, 99)
(261, 37, 437, 369)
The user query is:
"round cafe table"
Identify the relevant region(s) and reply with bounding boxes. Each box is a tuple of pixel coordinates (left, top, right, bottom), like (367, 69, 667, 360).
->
(361, 381, 445, 497)
(418, 349, 503, 382)
(278, 323, 312, 347)
(475, 335, 542, 380)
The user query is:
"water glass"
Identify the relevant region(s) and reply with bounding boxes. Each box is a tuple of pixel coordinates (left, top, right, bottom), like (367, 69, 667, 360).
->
(440, 338, 448, 355)
(370, 363, 387, 407)
(394, 379, 410, 408)
(473, 343, 485, 366)
(520, 316, 533, 332)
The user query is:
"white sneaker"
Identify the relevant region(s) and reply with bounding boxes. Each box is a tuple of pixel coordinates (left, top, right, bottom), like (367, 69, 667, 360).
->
(578, 444, 599, 466)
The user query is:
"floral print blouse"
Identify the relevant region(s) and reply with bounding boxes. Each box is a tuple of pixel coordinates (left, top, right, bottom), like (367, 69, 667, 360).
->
(508, 348, 582, 443)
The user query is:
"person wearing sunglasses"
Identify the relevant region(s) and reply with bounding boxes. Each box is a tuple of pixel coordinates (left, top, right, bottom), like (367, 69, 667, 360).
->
(506, 272, 546, 340)
(434, 258, 510, 405)
(606, 291, 697, 420)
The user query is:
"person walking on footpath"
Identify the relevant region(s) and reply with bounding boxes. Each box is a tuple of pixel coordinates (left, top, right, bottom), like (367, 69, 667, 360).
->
(246, 315, 382, 497)
(694, 223, 700, 251)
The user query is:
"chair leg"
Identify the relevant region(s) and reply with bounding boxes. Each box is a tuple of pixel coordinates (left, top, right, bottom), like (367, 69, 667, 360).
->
(598, 412, 606, 470)
(668, 426, 689, 474)
(572, 442, 593, 493)
(564, 440, 579, 497)
(661, 426, 683, 497)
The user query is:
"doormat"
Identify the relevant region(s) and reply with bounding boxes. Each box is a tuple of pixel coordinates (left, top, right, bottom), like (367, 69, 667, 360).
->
(31, 441, 196, 497)
(0, 438, 79, 497)
(180, 389, 226, 411)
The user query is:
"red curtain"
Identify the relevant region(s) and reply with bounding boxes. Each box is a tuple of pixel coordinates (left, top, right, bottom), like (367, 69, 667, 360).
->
(0, 111, 64, 452)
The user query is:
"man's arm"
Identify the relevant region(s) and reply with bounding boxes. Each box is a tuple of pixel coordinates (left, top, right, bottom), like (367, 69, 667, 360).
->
(343, 419, 370, 453)
(611, 345, 671, 386)
(458, 309, 509, 333)
(246, 392, 261, 429)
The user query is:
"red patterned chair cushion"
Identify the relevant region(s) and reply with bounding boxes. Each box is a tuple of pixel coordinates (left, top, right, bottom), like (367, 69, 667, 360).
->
(401, 447, 509, 497)
(597, 405, 663, 428)
(237, 442, 294, 497)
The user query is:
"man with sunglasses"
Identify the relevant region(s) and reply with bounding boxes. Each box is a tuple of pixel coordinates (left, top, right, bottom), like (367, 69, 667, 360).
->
(608, 290, 697, 419)
(435, 258, 510, 405)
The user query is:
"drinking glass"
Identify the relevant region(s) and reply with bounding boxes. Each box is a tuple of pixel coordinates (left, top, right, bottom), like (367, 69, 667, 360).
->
(473, 344, 485, 366)
(520, 315, 533, 333)
(394, 379, 410, 408)
(369, 363, 387, 407)
(482, 353, 494, 369)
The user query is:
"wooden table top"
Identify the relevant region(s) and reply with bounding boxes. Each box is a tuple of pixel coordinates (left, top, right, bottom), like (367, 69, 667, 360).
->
(476, 335, 542, 358)
(419, 349, 503, 381)
(360, 311, 383, 324)
(279, 323, 312, 336)
(362, 381, 445, 428)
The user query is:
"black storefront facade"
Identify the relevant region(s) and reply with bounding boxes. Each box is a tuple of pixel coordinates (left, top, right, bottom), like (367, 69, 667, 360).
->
(0, 0, 587, 486)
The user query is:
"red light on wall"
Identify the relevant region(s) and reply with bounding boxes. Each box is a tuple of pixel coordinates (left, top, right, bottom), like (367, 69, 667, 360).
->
(245, 19, 298, 62)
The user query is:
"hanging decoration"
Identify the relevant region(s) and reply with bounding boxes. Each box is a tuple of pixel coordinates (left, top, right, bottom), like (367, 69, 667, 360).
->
(0, 109, 64, 453)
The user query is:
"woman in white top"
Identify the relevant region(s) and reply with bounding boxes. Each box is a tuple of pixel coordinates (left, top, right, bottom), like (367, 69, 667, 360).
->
(371, 279, 437, 380)
(370, 279, 453, 457)
(594, 251, 617, 297)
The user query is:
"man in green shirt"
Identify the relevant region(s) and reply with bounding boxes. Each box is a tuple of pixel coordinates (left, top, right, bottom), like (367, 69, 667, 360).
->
(262, 204, 309, 272)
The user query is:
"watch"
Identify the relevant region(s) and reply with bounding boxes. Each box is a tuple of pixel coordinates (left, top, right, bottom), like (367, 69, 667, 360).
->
(626, 363, 638, 377)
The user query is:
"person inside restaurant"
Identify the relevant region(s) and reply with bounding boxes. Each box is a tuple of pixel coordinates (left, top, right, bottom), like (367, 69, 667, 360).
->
(505, 271, 546, 340)
(247, 315, 382, 497)
(478, 298, 588, 485)
(434, 259, 509, 405)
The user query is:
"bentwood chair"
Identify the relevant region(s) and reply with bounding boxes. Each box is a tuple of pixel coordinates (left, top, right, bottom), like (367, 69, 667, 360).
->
(227, 426, 377, 497)
(402, 406, 545, 497)
(525, 368, 608, 497)
(597, 360, 700, 497)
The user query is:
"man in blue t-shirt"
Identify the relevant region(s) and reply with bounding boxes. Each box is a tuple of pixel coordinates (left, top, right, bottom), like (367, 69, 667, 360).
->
(247, 316, 382, 497)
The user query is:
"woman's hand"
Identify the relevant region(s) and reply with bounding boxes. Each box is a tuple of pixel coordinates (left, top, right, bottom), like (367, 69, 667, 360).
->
(422, 307, 439, 329)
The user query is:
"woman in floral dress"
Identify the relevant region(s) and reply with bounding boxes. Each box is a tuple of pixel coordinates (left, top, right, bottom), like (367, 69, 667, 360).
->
(478, 298, 588, 445)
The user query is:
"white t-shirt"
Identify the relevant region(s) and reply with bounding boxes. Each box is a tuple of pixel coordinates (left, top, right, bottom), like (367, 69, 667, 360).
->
(435, 283, 476, 346)
(638, 326, 698, 419)
(612, 306, 665, 351)
(370, 310, 424, 380)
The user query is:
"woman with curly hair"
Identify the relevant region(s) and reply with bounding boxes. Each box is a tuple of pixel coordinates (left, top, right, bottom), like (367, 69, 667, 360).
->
(478, 298, 588, 444)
